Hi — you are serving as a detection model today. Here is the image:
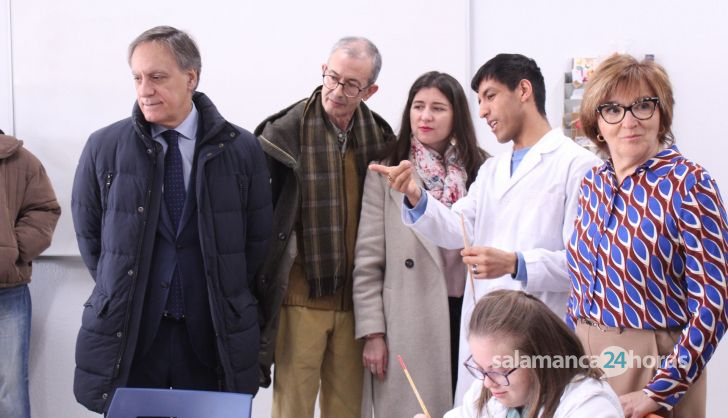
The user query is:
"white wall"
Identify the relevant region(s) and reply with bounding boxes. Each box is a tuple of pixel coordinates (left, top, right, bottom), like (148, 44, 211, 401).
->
(0, 0, 12, 133)
(11, 0, 728, 417)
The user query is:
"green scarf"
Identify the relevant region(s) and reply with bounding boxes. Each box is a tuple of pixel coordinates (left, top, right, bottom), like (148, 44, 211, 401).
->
(299, 87, 391, 297)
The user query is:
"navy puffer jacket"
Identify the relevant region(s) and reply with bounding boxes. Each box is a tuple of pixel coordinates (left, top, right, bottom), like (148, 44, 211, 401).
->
(71, 92, 272, 412)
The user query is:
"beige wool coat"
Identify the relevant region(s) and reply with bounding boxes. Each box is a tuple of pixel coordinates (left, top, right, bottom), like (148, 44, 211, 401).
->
(354, 168, 458, 418)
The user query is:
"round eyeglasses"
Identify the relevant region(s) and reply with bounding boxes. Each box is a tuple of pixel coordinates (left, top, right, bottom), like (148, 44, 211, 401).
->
(322, 74, 368, 98)
(596, 97, 660, 124)
(463, 355, 518, 386)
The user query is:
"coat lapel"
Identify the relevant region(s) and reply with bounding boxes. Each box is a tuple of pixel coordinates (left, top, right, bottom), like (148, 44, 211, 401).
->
(503, 147, 542, 193)
(388, 173, 444, 270)
(492, 149, 513, 199)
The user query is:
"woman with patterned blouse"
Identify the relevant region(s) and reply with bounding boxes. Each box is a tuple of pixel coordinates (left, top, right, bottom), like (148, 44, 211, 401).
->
(566, 53, 727, 418)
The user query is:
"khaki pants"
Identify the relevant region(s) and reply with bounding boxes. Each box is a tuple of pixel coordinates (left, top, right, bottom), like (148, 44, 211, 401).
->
(576, 322, 706, 417)
(272, 306, 363, 418)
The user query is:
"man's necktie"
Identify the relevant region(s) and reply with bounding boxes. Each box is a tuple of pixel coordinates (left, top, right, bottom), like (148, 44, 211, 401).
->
(162, 129, 185, 319)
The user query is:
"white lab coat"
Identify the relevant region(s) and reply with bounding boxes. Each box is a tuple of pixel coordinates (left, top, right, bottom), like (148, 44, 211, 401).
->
(404, 129, 602, 404)
(445, 375, 624, 418)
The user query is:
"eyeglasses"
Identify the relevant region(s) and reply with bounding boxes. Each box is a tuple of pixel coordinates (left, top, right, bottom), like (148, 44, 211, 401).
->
(596, 97, 660, 124)
(322, 74, 369, 98)
(463, 355, 518, 386)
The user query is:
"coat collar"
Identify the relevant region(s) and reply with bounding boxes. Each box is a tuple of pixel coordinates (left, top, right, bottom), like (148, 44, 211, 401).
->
(131, 91, 233, 148)
(493, 128, 566, 198)
(597, 144, 682, 181)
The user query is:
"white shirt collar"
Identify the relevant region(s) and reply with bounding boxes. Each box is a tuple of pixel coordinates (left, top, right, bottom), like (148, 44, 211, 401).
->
(151, 102, 199, 141)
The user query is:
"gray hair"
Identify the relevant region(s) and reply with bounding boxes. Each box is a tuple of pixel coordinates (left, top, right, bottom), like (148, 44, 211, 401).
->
(330, 36, 382, 85)
(128, 26, 202, 90)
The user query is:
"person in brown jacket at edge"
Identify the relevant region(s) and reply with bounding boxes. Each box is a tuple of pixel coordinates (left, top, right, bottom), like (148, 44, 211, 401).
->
(0, 128, 61, 418)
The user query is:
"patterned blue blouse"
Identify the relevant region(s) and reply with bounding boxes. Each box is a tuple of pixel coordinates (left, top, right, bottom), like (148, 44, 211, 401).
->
(566, 146, 728, 408)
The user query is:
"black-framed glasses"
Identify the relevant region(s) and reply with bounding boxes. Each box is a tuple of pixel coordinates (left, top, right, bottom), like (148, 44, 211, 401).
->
(322, 74, 369, 98)
(596, 97, 660, 124)
(463, 355, 518, 386)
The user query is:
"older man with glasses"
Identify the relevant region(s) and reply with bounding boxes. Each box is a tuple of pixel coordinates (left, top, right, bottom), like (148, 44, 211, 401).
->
(255, 36, 395, 418)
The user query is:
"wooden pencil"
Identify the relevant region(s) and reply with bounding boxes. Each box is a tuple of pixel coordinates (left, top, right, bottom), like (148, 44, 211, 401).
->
(397, 355, 431, 418)
(459, 212, 477, 305)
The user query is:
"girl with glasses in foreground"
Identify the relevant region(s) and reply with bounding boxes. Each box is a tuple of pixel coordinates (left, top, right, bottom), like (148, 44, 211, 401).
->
(417, 290, 622, 418)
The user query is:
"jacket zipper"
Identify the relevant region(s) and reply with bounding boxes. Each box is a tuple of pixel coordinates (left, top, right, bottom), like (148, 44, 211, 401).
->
(197, 146, 230, 388)
(112, 146, 156, 380)
(103, 171, 114, 209)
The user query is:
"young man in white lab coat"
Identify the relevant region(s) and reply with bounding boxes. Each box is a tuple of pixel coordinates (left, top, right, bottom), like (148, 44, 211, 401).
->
(370, 53, 602, 405)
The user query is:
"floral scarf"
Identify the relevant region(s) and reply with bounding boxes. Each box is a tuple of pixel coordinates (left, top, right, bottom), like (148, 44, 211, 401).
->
(410, 135, 467, 207)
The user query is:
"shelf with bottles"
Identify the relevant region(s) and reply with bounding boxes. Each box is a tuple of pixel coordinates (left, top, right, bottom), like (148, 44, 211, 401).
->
(563, 57, 602, 156)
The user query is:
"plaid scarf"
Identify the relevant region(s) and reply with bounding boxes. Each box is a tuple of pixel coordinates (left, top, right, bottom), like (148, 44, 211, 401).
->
(300, 87, 390, 297)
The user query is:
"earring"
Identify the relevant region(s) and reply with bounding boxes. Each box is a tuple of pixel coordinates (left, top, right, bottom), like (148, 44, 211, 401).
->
(596, 134, 606, 143)
(450, 136, 457, 146)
